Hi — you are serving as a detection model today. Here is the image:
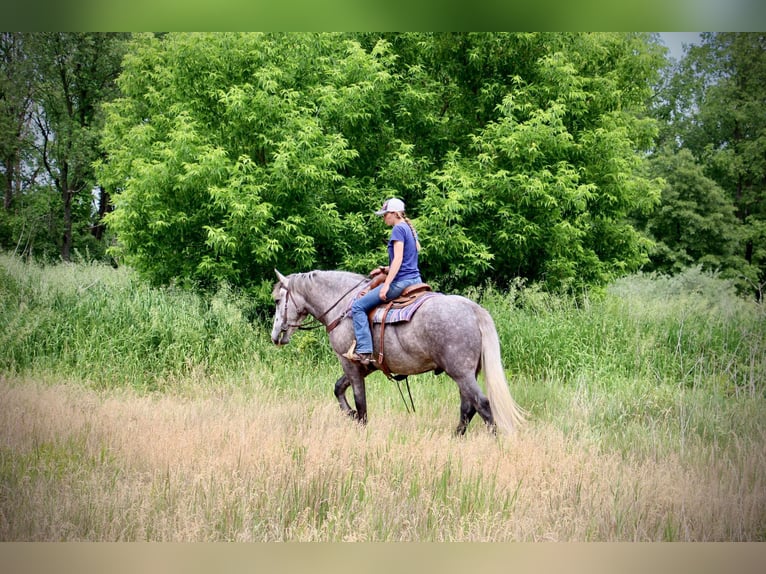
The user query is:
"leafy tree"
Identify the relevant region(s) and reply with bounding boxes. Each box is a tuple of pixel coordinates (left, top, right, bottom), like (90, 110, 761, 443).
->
(98, 33, 667, 297)
(1, 33, 127, 261)
(656, 33, 766, 296)
(641, 147, 740, 273)
(415, 33, 665, 289)
(0, 33, 36, 214)
(0, 33, 39, 254)
(99, 33, 394, 292)
(31, 33, 128, 261)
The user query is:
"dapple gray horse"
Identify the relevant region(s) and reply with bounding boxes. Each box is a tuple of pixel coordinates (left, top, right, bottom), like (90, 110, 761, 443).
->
(271, 270, 525, 435)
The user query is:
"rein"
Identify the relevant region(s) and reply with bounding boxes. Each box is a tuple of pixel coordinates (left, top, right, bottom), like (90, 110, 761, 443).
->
(391, 373, 416, 413)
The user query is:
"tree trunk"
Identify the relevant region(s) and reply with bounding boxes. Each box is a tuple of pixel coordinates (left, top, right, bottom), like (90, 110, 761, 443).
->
(62, 188, 72, 261)
(91, 185, 111, 240)
(2, 158, 12, 211)
(60, 160, 72, 262)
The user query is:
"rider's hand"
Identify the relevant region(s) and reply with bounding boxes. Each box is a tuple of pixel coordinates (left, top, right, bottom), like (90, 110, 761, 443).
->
(370, 266, 389, 278)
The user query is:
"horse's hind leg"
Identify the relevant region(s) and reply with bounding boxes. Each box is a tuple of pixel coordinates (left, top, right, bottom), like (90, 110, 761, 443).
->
(456, 397, 476, 436)
(454, 376, 496, 435)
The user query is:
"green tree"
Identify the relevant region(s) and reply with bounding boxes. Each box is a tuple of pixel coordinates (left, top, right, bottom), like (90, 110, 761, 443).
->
(0, 33, 35, 213)
(99, 33, 666, 296)
(658, 33, 766, 296)
(415, 33, 665, 289)
(641, 147, 740, 273)
(29, 32, 127, 261)
(0, 33, 38, 254)
(99, 33, 394, 291)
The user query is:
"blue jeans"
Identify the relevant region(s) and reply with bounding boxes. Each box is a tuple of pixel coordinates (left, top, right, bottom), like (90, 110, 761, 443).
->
(351, 277, 422, 354)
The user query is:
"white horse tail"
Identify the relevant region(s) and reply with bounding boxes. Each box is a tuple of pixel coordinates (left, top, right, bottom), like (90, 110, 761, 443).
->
(475, 306, 527, 435)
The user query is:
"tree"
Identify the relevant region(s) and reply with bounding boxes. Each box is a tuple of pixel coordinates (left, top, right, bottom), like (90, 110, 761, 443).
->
(29, 32, 127, 261)
(641, 147, 740, 273)
(415, 33, 665, 289)
(657, 33, 766, 296)
(99, 33, 392, 290)
(98, 33, 667, 297)
(0, 33, 36, 213)
(0, 33, 41, 254)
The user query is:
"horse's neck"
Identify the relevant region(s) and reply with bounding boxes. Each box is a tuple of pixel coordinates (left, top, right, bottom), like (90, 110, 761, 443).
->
(295, 271, 362, 320)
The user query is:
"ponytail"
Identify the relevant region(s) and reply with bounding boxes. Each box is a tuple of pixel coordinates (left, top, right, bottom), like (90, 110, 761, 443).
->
(403, 216, 421, 252)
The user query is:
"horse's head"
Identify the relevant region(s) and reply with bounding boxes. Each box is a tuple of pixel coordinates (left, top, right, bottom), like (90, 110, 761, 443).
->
(271, 270, 308, 345)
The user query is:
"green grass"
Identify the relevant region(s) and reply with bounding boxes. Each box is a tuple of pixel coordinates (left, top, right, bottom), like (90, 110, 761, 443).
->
(1, 253, 765, 541)
(1, 252, 764, 443)
(3, 254, 762, 398)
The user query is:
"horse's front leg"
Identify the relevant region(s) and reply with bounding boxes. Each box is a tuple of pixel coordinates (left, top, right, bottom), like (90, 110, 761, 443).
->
(334, 374, 355, 417)
(334, 370, 369, 424)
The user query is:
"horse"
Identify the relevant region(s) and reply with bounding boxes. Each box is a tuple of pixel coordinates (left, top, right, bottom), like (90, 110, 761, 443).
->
(270, 269, 526, 435)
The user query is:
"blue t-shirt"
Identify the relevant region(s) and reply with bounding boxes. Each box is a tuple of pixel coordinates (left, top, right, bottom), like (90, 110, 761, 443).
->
(388, 222, 421, 282)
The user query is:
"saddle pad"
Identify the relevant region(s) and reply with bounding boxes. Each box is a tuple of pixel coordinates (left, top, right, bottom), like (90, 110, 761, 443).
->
(370, 292, 440, 324)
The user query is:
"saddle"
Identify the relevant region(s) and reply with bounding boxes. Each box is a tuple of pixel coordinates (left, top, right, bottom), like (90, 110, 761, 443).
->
(368, 282, 432, 378)
(369, 282, 432, 316)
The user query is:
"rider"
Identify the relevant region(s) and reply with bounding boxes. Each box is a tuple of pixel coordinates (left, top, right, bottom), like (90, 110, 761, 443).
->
(345, 197, 423, 365)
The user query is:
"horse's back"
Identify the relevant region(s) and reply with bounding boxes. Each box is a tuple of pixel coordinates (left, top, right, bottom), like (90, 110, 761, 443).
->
(419, 293, 482, 331)
(378, 293, 482, 375)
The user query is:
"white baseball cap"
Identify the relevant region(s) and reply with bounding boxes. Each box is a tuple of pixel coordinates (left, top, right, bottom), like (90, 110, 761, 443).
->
(375, 197, 405, 216)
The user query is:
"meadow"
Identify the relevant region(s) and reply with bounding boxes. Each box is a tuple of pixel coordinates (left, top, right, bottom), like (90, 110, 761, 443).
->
(1, 253, 764, 541)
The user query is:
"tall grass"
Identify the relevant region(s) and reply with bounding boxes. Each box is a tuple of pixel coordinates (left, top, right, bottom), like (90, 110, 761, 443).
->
(479, 269, 765, 459)
(482, 268, 764, 396)
(1, 253, 765, 540)
(1, 254, 282, 391)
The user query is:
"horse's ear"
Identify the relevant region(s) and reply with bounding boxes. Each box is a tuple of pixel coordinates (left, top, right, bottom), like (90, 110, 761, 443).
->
(275, 269, 289, 287)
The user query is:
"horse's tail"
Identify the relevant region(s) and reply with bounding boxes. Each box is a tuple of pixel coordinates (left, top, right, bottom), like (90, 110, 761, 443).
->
(475, 306, 527, 435)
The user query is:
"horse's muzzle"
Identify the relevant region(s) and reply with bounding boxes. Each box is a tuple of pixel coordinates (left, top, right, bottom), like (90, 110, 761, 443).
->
(272, 329, 290, 346)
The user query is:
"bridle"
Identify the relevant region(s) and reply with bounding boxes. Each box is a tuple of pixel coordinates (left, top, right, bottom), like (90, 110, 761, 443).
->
(276, 277, 369, 336)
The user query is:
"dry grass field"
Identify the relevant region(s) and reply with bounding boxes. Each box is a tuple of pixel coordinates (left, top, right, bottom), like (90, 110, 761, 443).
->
(2, 255, 765, 541)
(2, 371, 764, 542)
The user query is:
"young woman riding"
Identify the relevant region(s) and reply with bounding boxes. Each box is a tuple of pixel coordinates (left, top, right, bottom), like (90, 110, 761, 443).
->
(345, 197, 422, 364)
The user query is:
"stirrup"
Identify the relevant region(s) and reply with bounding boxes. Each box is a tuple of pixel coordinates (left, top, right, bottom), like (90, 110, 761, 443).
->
(342, 340, 357, 360)
(342, 341, 374, 365)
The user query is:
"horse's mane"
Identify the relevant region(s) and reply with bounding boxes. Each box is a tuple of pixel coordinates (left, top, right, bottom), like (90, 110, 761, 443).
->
(274, 269, 366, 298)
(296, 269, 366, 292)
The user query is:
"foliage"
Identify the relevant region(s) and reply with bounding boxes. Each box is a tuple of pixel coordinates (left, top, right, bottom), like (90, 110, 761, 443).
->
(99, 33, 388, 294)
(640, 147, 741, 274)
(0, 33, 35, 213)
(0, 33, 127, 262)
(2, 253, 763, 400)
(418, 33, 665, 289)
(479, 266, 765, 397)
(0, 253, 266, 390)
(651, 33, 766, 297)
(98, 32, 666, 294)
